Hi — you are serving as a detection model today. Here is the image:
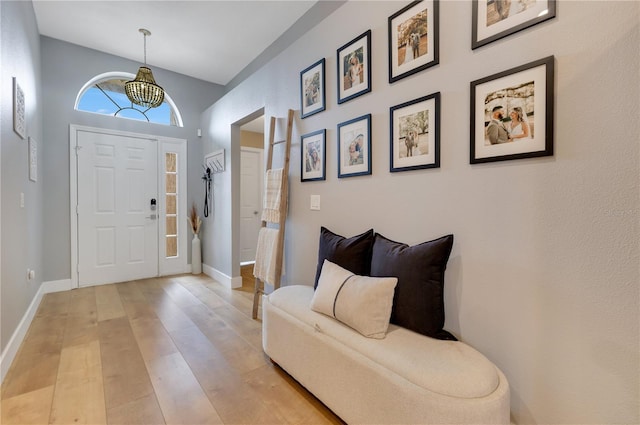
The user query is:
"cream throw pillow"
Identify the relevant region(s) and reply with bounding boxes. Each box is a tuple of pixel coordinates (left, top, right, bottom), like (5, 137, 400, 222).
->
(310, 260, 398, 339)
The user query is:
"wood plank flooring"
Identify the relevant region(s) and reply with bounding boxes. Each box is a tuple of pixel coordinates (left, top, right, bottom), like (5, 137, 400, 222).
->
(1, 272, 344, 424)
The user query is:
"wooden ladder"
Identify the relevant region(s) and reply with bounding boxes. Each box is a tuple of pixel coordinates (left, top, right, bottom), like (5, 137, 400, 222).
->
(252, 109, 293, 319)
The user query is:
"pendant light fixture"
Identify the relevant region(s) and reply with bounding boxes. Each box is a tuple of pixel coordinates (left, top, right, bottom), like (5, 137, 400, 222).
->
(125, 28, 165, 108)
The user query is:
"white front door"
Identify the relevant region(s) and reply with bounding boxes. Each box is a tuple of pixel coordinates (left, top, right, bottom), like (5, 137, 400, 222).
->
(76, 130, 158, 286)
(239, 147, 263, 264)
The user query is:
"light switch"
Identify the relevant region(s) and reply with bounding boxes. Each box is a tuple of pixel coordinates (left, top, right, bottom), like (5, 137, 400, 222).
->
(20, 192, 25, 208)
(310, 195, 321, 211)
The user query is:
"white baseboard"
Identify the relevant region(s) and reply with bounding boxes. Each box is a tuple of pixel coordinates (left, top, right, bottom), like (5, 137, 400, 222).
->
(0, 279, 71, 384)
(202, 263, 242, 289)
(42, 278, 73, 293)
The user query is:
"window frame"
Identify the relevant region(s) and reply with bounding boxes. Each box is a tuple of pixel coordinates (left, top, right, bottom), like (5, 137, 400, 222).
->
(74, 71, 184, 127)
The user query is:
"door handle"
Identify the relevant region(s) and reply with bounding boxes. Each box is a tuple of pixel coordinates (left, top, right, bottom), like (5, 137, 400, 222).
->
(147, 214, 157, 220)
(253, 211, 259, 215)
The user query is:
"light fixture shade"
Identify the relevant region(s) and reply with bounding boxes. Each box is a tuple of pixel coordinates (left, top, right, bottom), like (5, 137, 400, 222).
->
(125, 66, 165, 108)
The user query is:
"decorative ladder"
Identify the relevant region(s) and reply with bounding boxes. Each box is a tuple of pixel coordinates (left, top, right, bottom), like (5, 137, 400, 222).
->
(252, 109, 293, 319)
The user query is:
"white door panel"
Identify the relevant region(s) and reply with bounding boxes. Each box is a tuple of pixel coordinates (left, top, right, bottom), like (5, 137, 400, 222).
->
(240, 148, 263, 263)
(77, 131, 158, 286)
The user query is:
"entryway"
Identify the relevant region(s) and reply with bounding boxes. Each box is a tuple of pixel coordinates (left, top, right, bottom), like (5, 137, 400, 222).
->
(238, 115, 265, 267)
(70, 125, 187, 288)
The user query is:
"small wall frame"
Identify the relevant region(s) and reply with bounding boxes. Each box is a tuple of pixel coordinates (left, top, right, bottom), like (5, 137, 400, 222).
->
(300, 58, 326, 119)
(301, 129, 326, 182)
(337, 114, 372, 178)
(390, 92, 440, 172)
(337, 30, 372, 104)
(388, 0, 439, 83)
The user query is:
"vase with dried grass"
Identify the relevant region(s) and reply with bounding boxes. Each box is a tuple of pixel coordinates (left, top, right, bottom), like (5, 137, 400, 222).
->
(188, 203, 202, 274)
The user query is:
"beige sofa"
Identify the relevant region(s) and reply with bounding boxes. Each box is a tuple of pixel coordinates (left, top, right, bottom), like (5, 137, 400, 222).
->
(263, 285, 510, 424)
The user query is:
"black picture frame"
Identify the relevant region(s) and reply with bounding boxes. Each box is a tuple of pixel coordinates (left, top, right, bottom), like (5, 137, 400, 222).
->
(388, 0, 439, 83)
(470, 56, 554, 164)
(337, 30, 372, 104)
(337, 114, 372, 178)
(472, 0, 556, 49)
(301, 129, 326, 182)
(300, 58, 326, 119)
(390, 92, 440, 172)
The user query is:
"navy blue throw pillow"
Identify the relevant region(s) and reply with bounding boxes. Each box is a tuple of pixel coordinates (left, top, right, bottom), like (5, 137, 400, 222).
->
(370, 233, 456, 340)
(314, 227, 374, 289)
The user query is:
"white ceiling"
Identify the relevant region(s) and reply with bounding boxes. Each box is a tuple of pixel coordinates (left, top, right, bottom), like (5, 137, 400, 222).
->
(32, 0, 317, 86)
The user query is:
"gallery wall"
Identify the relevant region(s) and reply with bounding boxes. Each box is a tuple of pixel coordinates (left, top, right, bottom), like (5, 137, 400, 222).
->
(201, 1, 639, 423)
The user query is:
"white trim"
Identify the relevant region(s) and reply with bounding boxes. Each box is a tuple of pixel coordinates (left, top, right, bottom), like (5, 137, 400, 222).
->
(202, 263, 242, 289)
(73, 71, 184, 127)
(42, 279, 73, 293)
(70, 124, 186, 288)
(0, 279, 71, 384)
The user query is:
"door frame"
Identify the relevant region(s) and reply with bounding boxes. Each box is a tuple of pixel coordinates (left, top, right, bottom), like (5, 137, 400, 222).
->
(69, 125, 187, 288)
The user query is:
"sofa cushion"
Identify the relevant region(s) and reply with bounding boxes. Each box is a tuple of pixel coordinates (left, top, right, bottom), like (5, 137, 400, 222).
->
(267, 285, 500, 399)
(370, 233, 455, 340)
(310, 260, 397, 339)
(314, 227, 374, 289)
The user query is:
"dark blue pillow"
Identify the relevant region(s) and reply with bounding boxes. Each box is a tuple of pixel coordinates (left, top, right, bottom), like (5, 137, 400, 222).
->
(314, 227, 374, 289)
(370, 233, 456, 340)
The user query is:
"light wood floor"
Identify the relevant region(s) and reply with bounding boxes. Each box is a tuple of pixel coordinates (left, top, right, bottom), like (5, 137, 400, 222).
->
(1, 273, 344, 424)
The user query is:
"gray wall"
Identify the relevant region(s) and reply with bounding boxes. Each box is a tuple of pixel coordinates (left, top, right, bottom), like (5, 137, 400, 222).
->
(201, 1, 639, 423)
(0, 0, 44, 353)
(40, 36, 225, 282)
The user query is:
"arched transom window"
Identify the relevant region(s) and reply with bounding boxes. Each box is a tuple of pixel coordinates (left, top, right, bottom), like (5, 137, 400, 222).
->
(75, 72, 183, 127)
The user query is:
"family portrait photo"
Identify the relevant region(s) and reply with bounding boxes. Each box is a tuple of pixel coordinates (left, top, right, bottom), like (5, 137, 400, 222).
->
(472, 0, 556, 49)
(301, 129, 326, 181)
(471, 56, 554, 163)
(337, 30, 371, 104)
(483, 80, 535, 146)
(338, 114, 371, 177)
(300, 58, 325, 118)
(390, 93, 440, 172)
(388, 0, 439, 83)
(343, 47, 364, 91)
(396, 8, 428, 66)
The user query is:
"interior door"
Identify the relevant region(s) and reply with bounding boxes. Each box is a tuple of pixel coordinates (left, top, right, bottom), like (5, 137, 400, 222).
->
(239, 148, 263, 264)
(76, 130, 158, 286)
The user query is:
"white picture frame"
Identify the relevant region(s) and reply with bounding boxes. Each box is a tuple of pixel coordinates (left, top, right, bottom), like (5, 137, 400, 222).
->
(29, 137, 37, 182)
(13, 77, 26, 139)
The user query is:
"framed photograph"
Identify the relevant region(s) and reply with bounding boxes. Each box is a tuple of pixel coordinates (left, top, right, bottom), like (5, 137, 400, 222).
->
(13, 77, 26, 139)
(470, 56, 554, 164)
(388, 0, 439, 83)
(472, 0, 556, 49)
(390, 92, 440, 172)
(301, 129, 326, 182)
(337, 114, 371, 178)
(28, 137, 37, 182)
(337, 30, 371, 104)
(300, 58, 326, 119)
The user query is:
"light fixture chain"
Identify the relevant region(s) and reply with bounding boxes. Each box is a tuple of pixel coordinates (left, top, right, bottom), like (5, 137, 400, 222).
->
(143, 32, 147, 65)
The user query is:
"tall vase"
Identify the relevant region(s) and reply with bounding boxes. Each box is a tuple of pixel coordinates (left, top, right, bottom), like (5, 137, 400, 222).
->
(191, 233, 202, 275)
